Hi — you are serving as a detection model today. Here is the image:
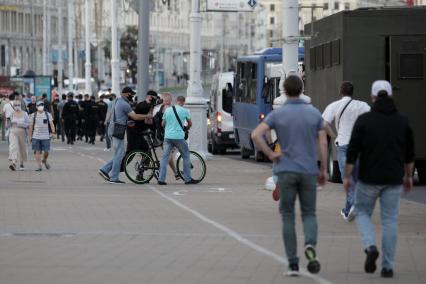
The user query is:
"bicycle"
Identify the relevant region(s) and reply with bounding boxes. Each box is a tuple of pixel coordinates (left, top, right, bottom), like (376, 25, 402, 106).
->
(123, 129, 206, 184)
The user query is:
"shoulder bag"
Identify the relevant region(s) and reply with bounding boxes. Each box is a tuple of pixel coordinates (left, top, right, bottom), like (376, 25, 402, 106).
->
(112, 100, 127, 139)
(172, 106, 189, 140)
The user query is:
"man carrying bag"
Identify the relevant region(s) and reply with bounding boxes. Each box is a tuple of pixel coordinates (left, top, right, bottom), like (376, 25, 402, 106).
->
(157, 96, 197, 185)
(98, 87, 152, 184)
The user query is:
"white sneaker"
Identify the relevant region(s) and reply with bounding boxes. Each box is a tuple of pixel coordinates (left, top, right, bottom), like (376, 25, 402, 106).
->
(104, 148, 111, 152)
(347, 206, 356, 222)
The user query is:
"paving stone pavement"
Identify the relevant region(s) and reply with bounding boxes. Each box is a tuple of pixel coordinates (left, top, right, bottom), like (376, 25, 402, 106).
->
(0, 141, 425, 284)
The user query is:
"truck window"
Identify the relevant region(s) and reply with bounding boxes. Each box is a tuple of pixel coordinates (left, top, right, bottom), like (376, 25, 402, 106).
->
(222, 84, 233, 113)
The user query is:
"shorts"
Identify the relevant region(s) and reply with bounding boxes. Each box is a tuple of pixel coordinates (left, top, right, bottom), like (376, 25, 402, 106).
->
(32, 139, 51, 152)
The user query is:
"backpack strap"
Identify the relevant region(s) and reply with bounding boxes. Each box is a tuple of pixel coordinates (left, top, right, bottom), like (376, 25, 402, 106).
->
(336, 99, 353, 131)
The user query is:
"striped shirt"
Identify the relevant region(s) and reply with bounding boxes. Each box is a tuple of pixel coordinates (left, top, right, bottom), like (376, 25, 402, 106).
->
(30, 111, 53, 140)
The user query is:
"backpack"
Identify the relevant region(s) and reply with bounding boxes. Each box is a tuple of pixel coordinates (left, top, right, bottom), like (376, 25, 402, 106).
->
(153, 105, 165, 142)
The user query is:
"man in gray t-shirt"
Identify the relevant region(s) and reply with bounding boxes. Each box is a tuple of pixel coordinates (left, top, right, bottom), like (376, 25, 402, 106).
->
(252, 75, 328, 276)
(99, 87, 152, 184)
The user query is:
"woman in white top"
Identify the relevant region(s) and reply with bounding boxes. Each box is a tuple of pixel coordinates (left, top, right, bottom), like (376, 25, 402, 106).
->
(8, 101, 30, 171)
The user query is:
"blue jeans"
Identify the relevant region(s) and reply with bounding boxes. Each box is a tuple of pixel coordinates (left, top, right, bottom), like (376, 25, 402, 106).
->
(337, 144, 358, 213)
(277, 172, 318, 265)
(159, 139, 191, 182)
(100, 132, 125, 181)
(354, 181, 402, 269)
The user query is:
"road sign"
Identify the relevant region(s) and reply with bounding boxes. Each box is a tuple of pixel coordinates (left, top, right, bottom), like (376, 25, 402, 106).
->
(206, 0, 256, 12)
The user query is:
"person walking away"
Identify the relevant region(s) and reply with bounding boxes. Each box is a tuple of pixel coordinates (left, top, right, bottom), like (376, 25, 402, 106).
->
(61, 93, 79, 145)
(79, 94, 90, 142)
(41, 93, 52, 113)
(8, 101, 30, 170)
(322, 81, 370, 221)
(98, 87, 152, 184)
(96, 95, 108, 142)
(52, 96, 61, 140)
(27, 95, 37, 114)
(251, 75, 328, 276)
(158, 96, 198, 185)
(86, 95, 99, 145)
(57, 94, 67, 142)
(344, 80, 414, 278)
(29, 101, 56, 171)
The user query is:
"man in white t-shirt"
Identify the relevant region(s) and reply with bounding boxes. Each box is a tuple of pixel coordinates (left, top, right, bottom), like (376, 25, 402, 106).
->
(322, 81, 370, 221)
(29, 101, 56, 171)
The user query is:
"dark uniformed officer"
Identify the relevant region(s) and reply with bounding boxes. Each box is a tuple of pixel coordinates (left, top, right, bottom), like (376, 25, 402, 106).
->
(79, 94, 90, 142)
(86, 95, 99, 145)
(61, 93, 79, 145)
(96, 95, 108, 142)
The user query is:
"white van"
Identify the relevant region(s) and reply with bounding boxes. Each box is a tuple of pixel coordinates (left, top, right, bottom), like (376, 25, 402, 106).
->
(207, 72, 236, 154)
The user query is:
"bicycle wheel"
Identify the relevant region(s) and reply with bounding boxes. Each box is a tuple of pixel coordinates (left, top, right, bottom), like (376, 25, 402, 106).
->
(176, 151, 206, 183)
(124, 150, 156, 184)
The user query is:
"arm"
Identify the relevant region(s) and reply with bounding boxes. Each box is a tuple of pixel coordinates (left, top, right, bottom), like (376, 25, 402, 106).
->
(128, 111, 152, 121)
(343, 118, 363, 192)
(49, 114, 56, 135)
(317, 129, 328, 186)
(251, 122, 280, 162)
(186, 118, 192, 129)
(403, 122, 415, 193)
(323, 120, 336, 139)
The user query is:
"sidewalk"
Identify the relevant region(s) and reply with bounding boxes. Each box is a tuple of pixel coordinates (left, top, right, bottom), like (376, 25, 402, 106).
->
(0, 141, 425, 284)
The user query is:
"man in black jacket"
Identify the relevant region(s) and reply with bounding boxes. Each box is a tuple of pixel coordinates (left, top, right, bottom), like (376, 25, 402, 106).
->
(62, 93, 79, 145)
(344, 80, 414, 279)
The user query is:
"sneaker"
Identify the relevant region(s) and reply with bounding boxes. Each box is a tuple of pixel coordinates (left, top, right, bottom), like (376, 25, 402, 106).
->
(175, 174, 181, 181)
(158, 181, 167, 185)
(380, 268, 394, 278)
(305, 245, 321, 274)
(104, 148, 111, 152)
(185, 179, 199, 185)
(286, 263, 299, 277)
(109, 180, 125, 185)
(346, 205, 356, 222)
(98, 169, 110, 181)
(42, 160, 51, 170)
(19, 165, 25, 171)
(9, 163, 16, 171)
(35, 167, 43, 172)
(364, 245, 379, 273)
(340, 209, 348, 221)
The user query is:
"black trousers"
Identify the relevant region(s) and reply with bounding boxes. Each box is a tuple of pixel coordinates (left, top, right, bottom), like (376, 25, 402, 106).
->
(87, 117, 98, 143)
(64, 119, 76, 142)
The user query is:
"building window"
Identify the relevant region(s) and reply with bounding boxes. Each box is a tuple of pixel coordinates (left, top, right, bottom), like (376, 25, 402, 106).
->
(270, 30, 274, 38)
(344, 3, 350, 10)
(270, 4, 275, 11)
(270, 17, 275, 25)
(324, 3, 329, 10)
(334, 2, 340, 10)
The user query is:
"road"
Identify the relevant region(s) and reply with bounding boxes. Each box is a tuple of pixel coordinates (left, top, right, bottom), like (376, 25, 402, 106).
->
(0, 141, 425, 284)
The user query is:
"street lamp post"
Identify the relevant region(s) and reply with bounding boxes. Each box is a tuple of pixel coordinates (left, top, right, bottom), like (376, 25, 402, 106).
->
(137, 0, 150, 101)
(85, 0, 92, 95)
(186, 0, 209, 158)
(58, 1, 63, 95)
(111, 0, 120, 96)
(68, 0, 74, 91)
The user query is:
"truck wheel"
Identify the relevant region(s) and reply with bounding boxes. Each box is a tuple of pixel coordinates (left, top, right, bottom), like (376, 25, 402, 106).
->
(254, 149, 265, 162)
(416, 161, 426, 185)
(240, 145, 250, 159)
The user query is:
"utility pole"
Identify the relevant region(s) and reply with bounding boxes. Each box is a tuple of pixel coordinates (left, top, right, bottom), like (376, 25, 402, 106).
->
(47, 1, 51, 75)
(219, 13, 225, 72)
(137, 0, 150, 101)
(111, 0, 120, 96)
(58, 0, 64, 95)
(68, 0, 74, 91)
(42, 0, 47, 75)
(85, 0, 92, 95)
(282, 0, 299, 79)
(186, 0, 208, 158)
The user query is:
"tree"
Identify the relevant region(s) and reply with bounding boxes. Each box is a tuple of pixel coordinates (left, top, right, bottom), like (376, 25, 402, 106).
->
(120, 26, 138, 83)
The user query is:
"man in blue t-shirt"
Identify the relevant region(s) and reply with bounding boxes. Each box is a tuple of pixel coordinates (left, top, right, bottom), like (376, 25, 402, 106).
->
(99, 87, 152, 184)
(252, 75, 328, 277)
(158, 96, 197, 185)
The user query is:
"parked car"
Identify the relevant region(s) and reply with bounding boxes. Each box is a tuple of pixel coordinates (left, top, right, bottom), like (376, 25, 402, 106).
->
(207, 72, 237, 154)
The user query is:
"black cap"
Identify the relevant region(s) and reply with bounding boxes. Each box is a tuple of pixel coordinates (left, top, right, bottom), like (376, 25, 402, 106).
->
(147, 90, 158, 97)
(121, 86, 136, 95)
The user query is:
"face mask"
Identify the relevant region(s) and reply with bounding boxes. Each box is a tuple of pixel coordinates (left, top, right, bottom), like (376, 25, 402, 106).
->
(37, 106, 44, 111)
(14, 106, 21, 111)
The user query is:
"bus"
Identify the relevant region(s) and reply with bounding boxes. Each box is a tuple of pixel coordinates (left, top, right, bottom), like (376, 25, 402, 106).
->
(233, 48, 304, 161)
